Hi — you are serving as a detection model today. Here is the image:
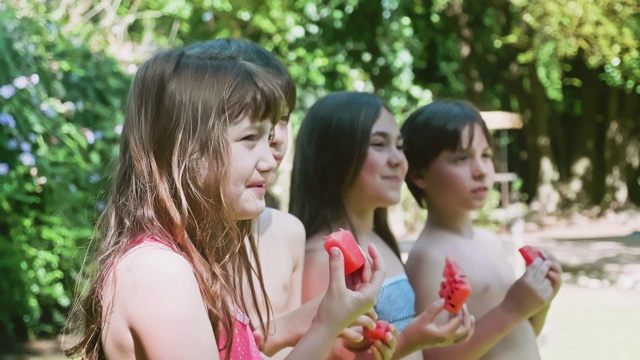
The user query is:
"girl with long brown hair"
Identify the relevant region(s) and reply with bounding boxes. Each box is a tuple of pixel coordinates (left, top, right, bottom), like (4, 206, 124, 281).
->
(64, 45, 385, 360)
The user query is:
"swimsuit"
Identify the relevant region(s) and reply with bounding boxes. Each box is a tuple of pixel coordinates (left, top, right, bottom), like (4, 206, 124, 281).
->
(128, 237, 262, 359)
(374, 273, 416, 333)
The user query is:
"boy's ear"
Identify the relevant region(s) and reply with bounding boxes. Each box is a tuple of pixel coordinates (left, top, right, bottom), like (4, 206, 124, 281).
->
(409, 168, 428, 190)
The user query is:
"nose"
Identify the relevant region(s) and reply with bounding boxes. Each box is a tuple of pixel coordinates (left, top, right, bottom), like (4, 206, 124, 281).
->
(471, 156, 491, 180)
(258, 139, 277, 174)
(270, 121, 287, 149)
(388, 146, 406, 167)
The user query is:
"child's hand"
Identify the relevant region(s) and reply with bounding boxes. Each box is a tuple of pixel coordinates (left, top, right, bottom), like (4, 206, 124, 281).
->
(404, 297, 475, 350)
(315, 244, 386, 335)
(369, 324, 398, 360)
(502, 257, 554, 320)
(339, 309, 379, 346)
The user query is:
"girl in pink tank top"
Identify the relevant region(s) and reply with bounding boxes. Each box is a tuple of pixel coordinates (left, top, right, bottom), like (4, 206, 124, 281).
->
(64, 41, 387, 360)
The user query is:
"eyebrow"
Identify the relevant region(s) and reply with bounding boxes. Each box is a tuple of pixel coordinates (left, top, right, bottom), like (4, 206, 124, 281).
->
(371, 131, 402, 140)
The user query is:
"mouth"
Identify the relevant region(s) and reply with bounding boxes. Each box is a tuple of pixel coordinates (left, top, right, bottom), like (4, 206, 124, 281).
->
(272, 154, 283, 165)
(381, 175, 403, 183)
(472, 186, 488, 194)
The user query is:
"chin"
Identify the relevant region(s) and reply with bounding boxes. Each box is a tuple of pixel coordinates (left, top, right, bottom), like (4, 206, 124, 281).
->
(235, 203, 266, 220)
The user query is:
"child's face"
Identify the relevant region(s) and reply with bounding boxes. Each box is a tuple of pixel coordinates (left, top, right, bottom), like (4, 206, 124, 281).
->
(265, 112, 290, 189)
(344, 108, 407, 210)
(421, 123, 494, 211)
(227, 115, 277, 220)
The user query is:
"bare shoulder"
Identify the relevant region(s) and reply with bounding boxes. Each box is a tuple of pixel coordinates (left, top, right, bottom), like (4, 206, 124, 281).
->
(106, 245, 216, 357)
(304, 232, 327, 253)
(405, 231, 447, 269)
(270, 208, 306, 242)
(113, 246, 205, 315)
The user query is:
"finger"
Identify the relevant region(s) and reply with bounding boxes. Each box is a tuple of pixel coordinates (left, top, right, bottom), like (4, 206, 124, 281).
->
(529, 259, 552, 282)
(365, 307, 378, 322)
(421, 298, 446, 323)
(547, 270, 562, 290)
(365, 244, 386, 292)
(455, 315, 475, 344)
(438, 312, 463, 337)
(339, 327, 364, 343)
(328, 247, 347, 292)
(350, 314, 377, 330)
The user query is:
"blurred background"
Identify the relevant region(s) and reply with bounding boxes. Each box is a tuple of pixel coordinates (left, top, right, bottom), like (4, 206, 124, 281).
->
(1, 0, 639, 358)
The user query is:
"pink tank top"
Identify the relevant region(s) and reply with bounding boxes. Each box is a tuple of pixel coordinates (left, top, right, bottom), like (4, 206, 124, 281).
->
(130, 237, 262, 359)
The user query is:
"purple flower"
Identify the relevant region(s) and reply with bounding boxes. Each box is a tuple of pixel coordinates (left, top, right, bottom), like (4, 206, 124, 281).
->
(30, 74, 40, 85)
(84, 130, 95, 144)
(19, 152, 35, 166)
(7, 139, 19, 150)
(0, 163, 8, 175)
(0, 113, 15, 128)
(13, 76, 29, 89)
(20, 141, 32, 152)
(0, 85, 15, 99)
(96, 201, 106, 212)
(40, 103, 56, 118)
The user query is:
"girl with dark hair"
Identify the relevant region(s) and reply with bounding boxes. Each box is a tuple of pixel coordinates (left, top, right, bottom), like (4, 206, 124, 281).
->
(64, 46, 386, 360)
(402, 99, 562, 359)
(290, 92, 475, 359)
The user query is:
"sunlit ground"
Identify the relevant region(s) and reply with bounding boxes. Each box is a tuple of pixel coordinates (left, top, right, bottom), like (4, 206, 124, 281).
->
(540, 284, 640, 360)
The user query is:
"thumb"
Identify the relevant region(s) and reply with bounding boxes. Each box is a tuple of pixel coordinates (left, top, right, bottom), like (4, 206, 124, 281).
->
(422, 298, 446, 322)
(328, 247, 347, 292)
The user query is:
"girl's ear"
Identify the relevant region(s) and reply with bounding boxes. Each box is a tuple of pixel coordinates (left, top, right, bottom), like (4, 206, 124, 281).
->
(409, 168, 428, 190)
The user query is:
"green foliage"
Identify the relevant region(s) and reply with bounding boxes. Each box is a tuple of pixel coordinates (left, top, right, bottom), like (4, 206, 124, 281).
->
(0, 3, 129, 344)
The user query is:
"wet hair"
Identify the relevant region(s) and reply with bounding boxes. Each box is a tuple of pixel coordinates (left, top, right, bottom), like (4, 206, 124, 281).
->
(289, 91, 401, 259)
(184, 38, 296, 116)
(401, 99, 492, 208)
(65, 45, 286, 359)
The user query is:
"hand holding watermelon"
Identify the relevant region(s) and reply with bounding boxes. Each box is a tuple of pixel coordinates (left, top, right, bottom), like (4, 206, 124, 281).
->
(439, 256, 472, 315)
(362, 320, 392, 341)
(518, 245, 546, 266)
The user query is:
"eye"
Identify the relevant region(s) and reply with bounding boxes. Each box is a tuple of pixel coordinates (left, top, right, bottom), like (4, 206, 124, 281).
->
(242, 134, 258, 142)
(268, 129, 275, 143)
(396, 142, 404, 151)
(483, 152, 493, 159)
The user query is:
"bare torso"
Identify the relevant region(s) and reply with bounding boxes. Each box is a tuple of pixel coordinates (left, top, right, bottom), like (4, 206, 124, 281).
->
(406, 227, 540, 360)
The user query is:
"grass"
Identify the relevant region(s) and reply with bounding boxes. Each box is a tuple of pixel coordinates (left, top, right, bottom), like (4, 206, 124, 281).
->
(539, 284, 640, 360)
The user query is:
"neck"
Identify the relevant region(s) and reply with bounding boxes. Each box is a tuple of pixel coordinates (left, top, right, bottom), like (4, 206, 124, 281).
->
(425, 204, 474, 238)
(338, 203, 377, 246)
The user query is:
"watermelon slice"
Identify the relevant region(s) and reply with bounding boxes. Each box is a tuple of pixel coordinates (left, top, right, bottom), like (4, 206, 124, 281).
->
(518, 245, 545, 266)
(362, 320, 391, 341)
(439, 256, 472, 315)
(324, 229, 366, 275)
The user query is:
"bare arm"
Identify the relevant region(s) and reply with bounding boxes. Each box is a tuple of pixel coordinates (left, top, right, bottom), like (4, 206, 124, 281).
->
(119, 248, 219, 359)
(286, 245, 387, 360)
(417, 258, 554, 360)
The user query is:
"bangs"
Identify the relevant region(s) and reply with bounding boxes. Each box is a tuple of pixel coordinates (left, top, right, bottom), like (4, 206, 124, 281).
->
(225, 61, 287, 126)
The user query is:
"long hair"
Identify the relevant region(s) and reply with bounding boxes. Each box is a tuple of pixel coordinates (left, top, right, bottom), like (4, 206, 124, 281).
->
(64, 47, 286, 359)
(289, 91, 401, 259)
(183, 37, 296, 344)
(401, 99, 493, 208)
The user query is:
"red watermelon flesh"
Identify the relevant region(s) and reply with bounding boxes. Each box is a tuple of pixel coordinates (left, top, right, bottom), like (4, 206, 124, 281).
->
(518, 245, 545, 266)
(362, 320, 391, 341)
(439, 256, 472, 315)
(324, 229, 366, 275)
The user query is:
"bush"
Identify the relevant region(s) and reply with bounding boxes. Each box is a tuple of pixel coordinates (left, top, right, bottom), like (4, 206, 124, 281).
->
(0, 3, 130, 345)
